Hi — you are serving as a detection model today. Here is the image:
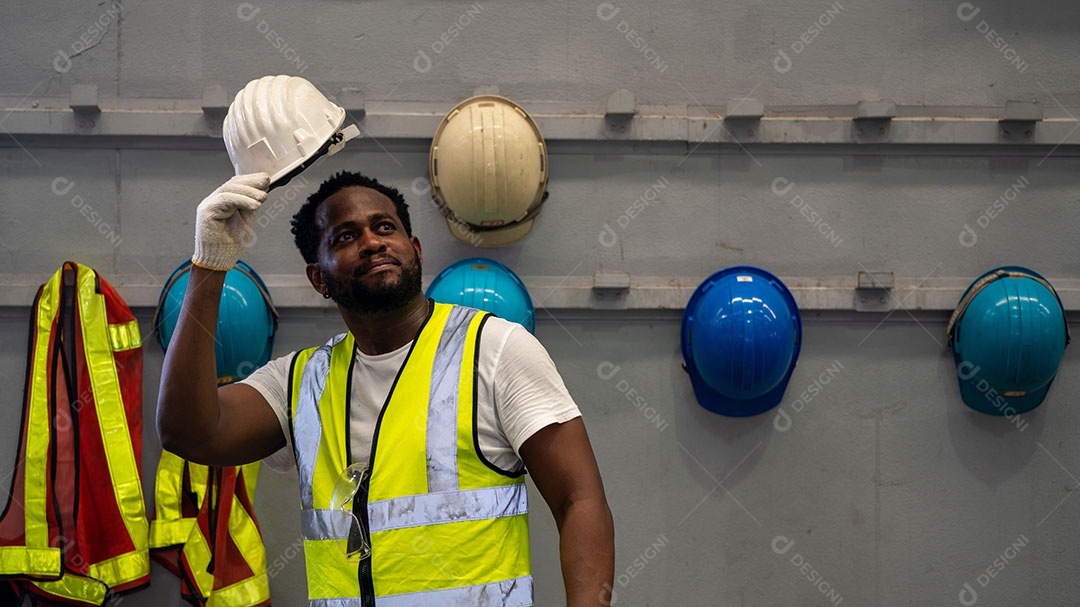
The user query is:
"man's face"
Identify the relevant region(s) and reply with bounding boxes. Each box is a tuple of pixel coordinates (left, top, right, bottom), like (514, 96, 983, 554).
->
(309, 186, 423, 314)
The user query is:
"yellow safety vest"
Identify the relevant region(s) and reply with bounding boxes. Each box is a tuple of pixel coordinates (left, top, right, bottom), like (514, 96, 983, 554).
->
(0, 261, 149, 605)
(149, 452, 270, 607)
(288, 303, 532, 607)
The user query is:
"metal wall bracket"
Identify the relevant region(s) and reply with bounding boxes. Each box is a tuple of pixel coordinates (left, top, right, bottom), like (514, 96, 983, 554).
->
(336, 88, 366, 121)
(854, 271, 894, 312)
(69, 84, 100, 114)
(200, 85, 230, 115)
(999, 100, 1041, 142)
(725, 98, 764, 120)
(605, 89, 636, 135)
(723, 97, 763, 141)
(854, 100, 895, 143)
(472, 85, 500, 97)
(592, 271, 631, 301)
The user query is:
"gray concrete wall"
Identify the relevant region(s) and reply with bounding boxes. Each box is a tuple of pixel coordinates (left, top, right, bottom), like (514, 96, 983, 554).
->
(2, 1, 1079, 606)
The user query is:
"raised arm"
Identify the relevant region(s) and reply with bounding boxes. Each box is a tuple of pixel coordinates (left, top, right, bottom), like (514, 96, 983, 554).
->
(156, 173, 285, 466)
(521, 418, 615, 607)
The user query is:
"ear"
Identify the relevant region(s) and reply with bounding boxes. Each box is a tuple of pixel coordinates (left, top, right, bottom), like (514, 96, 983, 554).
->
(306, 262, 326, 296)
(411, 236, 423, 267)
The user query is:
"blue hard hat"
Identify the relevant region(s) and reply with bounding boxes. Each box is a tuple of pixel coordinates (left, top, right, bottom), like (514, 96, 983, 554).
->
(426, 257, 535, 333)
(947, 266, 1069, 416)
(154, 260, 278, 385)
(681, 266, 802, 417)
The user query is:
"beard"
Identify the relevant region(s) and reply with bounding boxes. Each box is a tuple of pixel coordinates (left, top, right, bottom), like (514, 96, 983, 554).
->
(323, 249, 423, 314)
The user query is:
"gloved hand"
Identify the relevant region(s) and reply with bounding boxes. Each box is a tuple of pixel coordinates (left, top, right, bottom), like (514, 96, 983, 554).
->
(192, 173, 270, 271)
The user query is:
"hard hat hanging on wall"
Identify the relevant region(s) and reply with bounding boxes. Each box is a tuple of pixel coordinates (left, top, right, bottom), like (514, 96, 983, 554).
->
(426, 257, 535, 333)
(223, 75, 360, 190)
(947, 266, 1069, 416)
(681, 266, 802, 417)
(429, 95, 549, 247)
(154, 260, 279, 385)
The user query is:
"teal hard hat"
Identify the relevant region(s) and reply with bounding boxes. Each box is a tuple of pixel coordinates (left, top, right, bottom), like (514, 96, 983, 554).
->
(681, 266, 802, 417)
(425, 257, 535, 333)
(153, 260, 278, 385)
(947, 266, 1069, 416)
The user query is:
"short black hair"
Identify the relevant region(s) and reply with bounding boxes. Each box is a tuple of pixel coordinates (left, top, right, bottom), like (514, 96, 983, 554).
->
(290, 171, 412, 264)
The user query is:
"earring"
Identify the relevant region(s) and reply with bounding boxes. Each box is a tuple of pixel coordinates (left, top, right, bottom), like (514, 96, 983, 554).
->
(323, 291, 331, 299)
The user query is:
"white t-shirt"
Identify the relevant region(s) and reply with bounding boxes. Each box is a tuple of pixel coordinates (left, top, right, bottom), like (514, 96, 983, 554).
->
(240, 315, 581, 473)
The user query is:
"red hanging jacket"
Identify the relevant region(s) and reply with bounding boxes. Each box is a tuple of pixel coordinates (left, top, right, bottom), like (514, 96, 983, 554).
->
(0, 261, 150, 605)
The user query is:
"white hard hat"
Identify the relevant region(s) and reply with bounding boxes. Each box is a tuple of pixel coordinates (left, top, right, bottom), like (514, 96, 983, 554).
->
(223, 75, 360, 188)
(429, 95, 548, 247)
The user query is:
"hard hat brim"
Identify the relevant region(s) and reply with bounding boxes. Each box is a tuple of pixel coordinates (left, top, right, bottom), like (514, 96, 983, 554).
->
(444, 217, 535, 248)
(955, 368, 1053, 416)
(686, 366, 794, 417)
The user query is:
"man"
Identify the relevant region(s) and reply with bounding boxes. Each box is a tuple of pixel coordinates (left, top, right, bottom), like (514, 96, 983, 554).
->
(157, 170, 615, 607)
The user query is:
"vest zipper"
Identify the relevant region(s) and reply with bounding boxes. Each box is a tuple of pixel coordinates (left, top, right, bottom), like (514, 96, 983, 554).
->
(356, 471, 375, 607)
(354, 299, 436, 606)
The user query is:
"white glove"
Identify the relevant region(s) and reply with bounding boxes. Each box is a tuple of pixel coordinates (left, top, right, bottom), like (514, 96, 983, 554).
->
(192, 173, 270, 271)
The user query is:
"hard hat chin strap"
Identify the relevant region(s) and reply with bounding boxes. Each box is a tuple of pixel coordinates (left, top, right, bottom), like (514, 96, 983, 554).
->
(946, 269, 1070, 347)
(269, 124, 361, 191)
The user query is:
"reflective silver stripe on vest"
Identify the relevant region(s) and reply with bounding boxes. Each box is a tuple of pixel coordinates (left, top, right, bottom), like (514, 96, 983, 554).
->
(368, 484, 527, 534)
(377, 575, 533, 607)
(296, 334, 346, 509)
(426, 306, 478, 493)
(309, 598, 363, 607)
(301, 508, 355, 540)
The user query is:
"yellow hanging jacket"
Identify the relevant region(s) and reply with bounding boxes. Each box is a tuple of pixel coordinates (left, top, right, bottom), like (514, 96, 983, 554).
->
(288, 303, 532, 607)
(149, 451, 270, 606)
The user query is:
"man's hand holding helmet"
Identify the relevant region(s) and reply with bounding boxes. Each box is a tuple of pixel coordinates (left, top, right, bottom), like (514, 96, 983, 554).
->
(192, 172, 270, 272)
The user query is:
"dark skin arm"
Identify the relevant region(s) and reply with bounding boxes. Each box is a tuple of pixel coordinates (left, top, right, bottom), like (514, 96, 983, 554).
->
(156, 265, 286, 466)
(520, 418, 615, 607)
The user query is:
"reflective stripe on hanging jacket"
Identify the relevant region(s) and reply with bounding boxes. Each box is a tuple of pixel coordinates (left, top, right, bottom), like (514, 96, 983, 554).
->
(149, 450, 270, 607)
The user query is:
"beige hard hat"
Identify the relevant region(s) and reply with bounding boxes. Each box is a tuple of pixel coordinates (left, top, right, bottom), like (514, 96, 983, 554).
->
(429, 95, 549, 247)
(223, 75, 360, 189)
